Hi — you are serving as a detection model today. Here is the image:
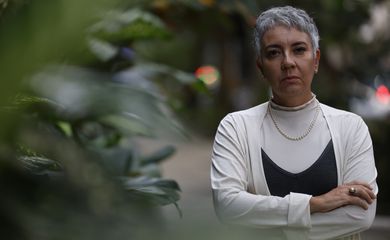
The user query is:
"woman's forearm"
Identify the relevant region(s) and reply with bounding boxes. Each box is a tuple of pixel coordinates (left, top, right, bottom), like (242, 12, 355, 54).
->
(310, 182, 375, 214)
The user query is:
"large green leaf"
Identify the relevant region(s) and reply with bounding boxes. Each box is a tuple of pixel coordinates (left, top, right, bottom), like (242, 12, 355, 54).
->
(73, 121, 122, 148)
(89, 8, 171, 42)
(88, 37, 119, 62)
(91, 147, 132, 175)
(140, 145, 176, 166)
(118, 63, 197, 85)
(99, 114, 154, 137)
(29, 65, 187, 138)
(121, 176, 181, 208)
(18, 156, 63, 174)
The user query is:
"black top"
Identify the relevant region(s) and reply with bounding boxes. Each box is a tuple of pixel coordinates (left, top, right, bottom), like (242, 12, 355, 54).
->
(262, 140, 338, 197)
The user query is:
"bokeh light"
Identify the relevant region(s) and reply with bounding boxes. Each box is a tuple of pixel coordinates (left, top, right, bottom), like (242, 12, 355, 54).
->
(376, 84, 390, 105)
(195, 65, 220, 87)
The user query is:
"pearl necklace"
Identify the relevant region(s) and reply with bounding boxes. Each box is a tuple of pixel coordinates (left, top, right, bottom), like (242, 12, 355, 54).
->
(267, 100, 320, 141)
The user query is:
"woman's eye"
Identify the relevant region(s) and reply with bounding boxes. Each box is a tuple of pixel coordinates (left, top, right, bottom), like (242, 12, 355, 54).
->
(266, 49, 280, 58)
(294, 47, 307, 54)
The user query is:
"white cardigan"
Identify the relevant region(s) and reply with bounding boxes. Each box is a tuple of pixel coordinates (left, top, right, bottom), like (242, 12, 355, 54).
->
(211, 102, 378, 240)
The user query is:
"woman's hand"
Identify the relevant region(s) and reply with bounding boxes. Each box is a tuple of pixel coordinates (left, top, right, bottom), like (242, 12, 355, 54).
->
(310, 181, 376, 214)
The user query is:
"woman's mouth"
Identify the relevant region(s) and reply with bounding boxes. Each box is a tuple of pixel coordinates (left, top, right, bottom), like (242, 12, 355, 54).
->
(282, 75, 300, 82)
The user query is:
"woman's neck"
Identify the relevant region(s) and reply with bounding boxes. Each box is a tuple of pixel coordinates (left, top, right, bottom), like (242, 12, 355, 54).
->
(270, 94, 317, 111)
(271, 92, 314, 107)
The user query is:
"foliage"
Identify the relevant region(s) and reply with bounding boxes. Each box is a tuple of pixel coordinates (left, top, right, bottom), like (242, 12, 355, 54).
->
(1, 2, 390, 240)
(0, 1, 206, 239)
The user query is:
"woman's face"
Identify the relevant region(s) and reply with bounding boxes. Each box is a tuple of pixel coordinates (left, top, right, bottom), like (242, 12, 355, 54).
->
(257, 25, 320, 106)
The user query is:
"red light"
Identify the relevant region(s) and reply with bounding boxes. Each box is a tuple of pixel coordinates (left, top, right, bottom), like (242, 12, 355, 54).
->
(376, 85, 390, 104)
(195, 65, 220, 86)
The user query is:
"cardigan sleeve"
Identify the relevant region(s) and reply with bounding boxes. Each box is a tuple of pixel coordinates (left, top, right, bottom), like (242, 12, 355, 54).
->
(211, 114, 312, 229)
(308, 116, 378, 239)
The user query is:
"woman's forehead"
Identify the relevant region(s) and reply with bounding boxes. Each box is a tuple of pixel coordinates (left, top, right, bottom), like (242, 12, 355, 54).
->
(261, 25, 311, 47)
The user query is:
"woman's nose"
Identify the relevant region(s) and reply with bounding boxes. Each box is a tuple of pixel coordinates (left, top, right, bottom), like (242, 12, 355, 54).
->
(281, 53, 295, 70)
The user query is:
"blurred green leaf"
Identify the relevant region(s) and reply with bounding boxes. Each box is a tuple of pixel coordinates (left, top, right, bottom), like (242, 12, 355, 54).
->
(191, 78, 210, 94)
(141, 145, 176, 166)
(56, 121, 73, 137)
(92, 147, 132, 175)
(88, 38, 119, 62)
(29, 66, 184, 135)
(19, 156, 63, 174)
(121, 176, 181, 206)
(138, 163, 161, 178)
(122, 63, 197, 84)
(89, 8, 171, 42)
(72, 121, 121, 148)
(100, 114, 154, 137)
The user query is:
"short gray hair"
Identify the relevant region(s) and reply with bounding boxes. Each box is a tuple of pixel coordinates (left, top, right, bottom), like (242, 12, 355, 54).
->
(254, 6, 319, 57)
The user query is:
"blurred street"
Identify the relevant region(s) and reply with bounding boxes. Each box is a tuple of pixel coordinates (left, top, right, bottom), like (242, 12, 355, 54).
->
(156, 136, 390, 239)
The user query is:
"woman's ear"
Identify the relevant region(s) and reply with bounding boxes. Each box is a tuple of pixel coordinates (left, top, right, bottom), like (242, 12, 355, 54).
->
(256, 57, 263, 75)
(314, 49, 320, 72)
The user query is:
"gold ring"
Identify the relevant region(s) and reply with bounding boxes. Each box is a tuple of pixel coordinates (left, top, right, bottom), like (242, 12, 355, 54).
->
(349, 187, 357, 195)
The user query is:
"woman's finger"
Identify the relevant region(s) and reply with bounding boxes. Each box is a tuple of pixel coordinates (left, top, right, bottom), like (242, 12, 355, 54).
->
(345, 181, 372, 190)
(348, 186, 374, 204)
(349, 196, 369, 210)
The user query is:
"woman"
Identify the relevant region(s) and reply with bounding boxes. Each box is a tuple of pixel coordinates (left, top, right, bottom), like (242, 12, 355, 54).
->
(211, 6, 378, 240)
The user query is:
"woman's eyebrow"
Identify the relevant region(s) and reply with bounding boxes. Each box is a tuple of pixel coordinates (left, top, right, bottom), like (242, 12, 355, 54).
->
(264, 41, 308, 49)
(264, 44, 282, 49)
(292, 41, 308, 46)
